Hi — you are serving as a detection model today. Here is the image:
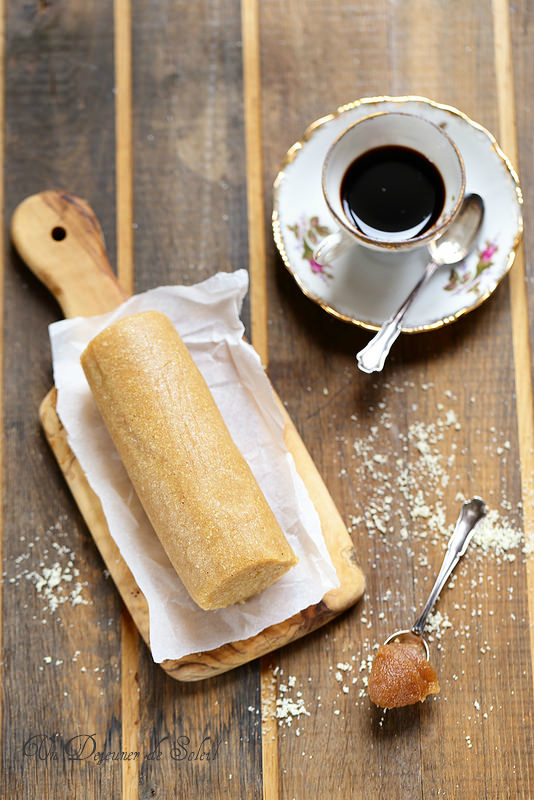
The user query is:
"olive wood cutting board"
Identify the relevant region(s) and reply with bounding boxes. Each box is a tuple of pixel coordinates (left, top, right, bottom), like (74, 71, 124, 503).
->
(10, 190, 365, 681)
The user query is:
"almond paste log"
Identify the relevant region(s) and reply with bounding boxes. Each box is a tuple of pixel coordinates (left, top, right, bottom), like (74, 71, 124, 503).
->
(81, 310, 297, 610)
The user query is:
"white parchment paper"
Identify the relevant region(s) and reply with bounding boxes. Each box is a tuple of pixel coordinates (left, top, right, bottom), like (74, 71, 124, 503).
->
(49, 270, 339, 662)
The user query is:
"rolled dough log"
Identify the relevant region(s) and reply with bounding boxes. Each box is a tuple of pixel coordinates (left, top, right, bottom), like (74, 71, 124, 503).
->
(81, 310, 298, 610)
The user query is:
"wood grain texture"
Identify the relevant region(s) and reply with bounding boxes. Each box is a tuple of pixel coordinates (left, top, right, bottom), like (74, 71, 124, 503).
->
(113, 2, 140, 796)
(509, 0, 534, 349)
(120, 607, 140, 800)
(504, 0, 534, 679)
(241, 5, 281, 795)
(0, 0, 4, 780)
(242, 0, 268, 366)
(1, 3, 121, 799)
(130, 4, 260, 794)
(10, 191, 127, 315)
(114, 0, 134, 297)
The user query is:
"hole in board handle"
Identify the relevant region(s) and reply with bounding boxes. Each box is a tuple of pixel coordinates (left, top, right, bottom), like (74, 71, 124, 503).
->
(51, 226, 67, 241)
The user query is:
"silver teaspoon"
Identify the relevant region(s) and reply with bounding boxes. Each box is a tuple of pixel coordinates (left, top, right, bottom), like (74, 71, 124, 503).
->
(383, 497, 487, 659)
(356, 193, 484, 374)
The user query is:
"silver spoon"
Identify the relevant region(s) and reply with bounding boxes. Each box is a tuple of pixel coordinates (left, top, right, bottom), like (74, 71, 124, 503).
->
(383, 497, 487, 659)
(356, 193, 484, 374)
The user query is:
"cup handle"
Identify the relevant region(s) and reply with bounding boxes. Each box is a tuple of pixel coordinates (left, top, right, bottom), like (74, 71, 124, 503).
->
(313, 229, 354, 267)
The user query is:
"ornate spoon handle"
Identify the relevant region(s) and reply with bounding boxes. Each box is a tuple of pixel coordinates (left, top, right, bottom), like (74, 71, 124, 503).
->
(356, 260, 439, 373)
(412, 497, 487, 635)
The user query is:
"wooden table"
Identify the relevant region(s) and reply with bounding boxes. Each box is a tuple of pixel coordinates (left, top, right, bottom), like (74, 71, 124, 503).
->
(2, 1, 533, 798)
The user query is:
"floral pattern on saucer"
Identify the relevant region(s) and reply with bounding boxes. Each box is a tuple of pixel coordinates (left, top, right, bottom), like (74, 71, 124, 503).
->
(287, 215, 334, 280)
(445, 239, 499, 297)
(272, 96, 523, 332)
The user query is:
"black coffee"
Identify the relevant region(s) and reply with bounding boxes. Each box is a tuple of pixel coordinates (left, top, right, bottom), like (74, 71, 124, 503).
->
(340, 145, 445, 241)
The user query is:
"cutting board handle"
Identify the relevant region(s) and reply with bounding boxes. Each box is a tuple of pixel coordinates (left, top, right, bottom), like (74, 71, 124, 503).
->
(11, 190, 127, 319)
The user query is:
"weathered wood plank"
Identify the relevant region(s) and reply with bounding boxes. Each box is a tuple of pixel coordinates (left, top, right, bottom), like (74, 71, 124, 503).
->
(259, 0, 534, 797)
(510, 1, 534, 349)
(1, 3, 121, 798)
(508, 0, 534, 657)
(112, 2, 141, 796)
(131, 1, 262, 797)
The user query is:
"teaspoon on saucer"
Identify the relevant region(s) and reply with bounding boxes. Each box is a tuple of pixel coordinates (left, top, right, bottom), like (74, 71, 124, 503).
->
(383, 497, 487, 659)
(356, 193, 484, 374)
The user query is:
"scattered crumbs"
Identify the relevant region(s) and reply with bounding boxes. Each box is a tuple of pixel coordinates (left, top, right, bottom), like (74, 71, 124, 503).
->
(248, 670, 311, 732)
(26, 550, 89, 613)
(424, 609, 453, 642)
(275, 696, 311, 725)
(346, 384, 526, 567)
(325, 378, 528, 747)
(5, 517, 90, 617)
(445, 409, 458, 427)
(471, 509, 523, 561)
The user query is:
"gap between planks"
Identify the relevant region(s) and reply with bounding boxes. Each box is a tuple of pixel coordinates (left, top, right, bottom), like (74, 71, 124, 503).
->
(492, 0, 534, 691)
(0, 0, 5, 772)
(241, 0, 279, 798)
(242, 0, 269, 367)
(114, 0, 139, 796)
(115, 0, 134, 298)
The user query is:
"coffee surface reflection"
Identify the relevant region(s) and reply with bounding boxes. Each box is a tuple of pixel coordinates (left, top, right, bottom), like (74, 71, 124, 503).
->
(340, 145, 446, 243)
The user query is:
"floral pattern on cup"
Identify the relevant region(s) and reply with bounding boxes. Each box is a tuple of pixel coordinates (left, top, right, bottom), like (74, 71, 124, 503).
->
(444, 239, 499, 296)
(287, 216, 334, 280)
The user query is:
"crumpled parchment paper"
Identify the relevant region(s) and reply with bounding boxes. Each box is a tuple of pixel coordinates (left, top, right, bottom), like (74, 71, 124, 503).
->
(49, 269, 339, 662)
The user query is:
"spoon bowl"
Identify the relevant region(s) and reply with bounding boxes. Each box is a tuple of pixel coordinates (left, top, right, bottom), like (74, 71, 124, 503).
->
(356, 194, 485, 373)
(383, 629, 430, 660)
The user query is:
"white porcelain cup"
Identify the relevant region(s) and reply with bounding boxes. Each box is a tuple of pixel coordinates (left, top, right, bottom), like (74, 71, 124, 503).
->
(313, 112, 466, 265)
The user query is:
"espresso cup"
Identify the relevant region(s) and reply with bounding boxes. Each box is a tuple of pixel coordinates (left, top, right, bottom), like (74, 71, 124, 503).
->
(313, 112, 466, 265)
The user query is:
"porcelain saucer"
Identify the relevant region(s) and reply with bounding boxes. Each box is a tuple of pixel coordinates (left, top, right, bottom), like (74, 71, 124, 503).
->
(272, 96, 523, 332)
